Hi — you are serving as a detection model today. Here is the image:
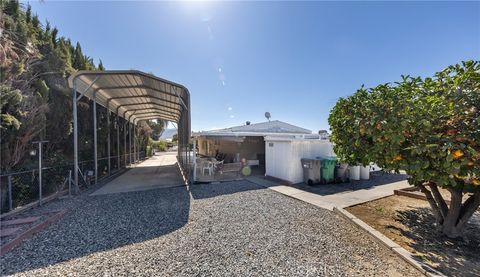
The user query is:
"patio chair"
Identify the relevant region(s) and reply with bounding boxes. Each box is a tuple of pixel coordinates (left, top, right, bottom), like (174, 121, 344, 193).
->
(202, 161, 214, 176)
(214, 160, 224, 174)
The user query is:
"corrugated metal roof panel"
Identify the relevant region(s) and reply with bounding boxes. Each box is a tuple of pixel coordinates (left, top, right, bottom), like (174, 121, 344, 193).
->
(68, 70, 189, 124)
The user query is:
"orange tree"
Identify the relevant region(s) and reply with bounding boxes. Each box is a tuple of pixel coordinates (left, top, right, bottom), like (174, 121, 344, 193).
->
(328, 61, 479, 238)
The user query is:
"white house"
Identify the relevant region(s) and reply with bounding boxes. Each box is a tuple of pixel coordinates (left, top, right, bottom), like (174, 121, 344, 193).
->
(193, 120, 335, 183)
(264, 136, 334, 184)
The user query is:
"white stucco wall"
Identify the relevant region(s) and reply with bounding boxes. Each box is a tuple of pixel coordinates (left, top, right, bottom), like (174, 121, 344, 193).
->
(265, 139, 335, 184)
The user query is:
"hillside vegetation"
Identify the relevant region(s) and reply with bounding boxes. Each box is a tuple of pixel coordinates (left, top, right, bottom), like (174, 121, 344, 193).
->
(1, 1, 153, 171)
(1, 1, 153, 209)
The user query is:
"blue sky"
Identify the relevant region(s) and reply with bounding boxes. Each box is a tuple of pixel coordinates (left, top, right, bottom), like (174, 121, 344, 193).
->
(27, 1, 480, 132)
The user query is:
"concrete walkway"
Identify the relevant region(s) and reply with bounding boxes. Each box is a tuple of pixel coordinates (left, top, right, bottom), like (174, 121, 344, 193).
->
(246, 175, 410, 210)
(91, 152, 184, 196)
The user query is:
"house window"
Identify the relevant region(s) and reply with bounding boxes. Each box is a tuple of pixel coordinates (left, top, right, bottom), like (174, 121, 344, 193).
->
(269, 143, 274, 147)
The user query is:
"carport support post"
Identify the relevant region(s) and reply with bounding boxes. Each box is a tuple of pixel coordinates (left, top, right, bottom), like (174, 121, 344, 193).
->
(116, 107, 121, 169)
(127, 112, 136, 166)
(72, 80, 79, 193)
(106, 102, 111, 176)
(129, 123, 132, 164)
(93, 92, 98, 185)
(133, 119, 137, 163)
(72, 76, 99, 193)
(123, 111, 128, 167)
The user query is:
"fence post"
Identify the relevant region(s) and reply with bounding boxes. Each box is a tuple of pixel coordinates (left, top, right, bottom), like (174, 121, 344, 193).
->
(38, 143, 43, 206)
(0, 175, 2, 213)
(68, 170, 72, 197)
(8, 175, 13, 211)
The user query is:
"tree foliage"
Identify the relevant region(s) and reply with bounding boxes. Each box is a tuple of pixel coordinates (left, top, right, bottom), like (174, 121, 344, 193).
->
(1, 1, 149, 175)
(147, 119, 166, 140)
(329, 61, 480, 238)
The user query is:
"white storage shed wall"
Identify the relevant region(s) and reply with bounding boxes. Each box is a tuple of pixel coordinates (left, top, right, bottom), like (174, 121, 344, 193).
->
(265, 139, 335, 184)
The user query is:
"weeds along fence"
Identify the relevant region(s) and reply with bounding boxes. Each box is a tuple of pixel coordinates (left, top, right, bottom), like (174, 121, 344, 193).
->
(0, 151, 146, 214)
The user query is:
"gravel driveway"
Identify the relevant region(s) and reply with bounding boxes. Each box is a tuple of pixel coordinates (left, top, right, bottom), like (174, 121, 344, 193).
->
(1, 180, 420, 276)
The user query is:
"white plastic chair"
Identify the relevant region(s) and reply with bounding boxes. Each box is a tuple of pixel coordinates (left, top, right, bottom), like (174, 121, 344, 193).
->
(202, 161, 214, 176)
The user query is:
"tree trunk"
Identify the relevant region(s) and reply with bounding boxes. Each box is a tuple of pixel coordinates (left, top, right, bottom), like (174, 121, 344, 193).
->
(442, 187, 464, 238)
(419, 183, 480, 238)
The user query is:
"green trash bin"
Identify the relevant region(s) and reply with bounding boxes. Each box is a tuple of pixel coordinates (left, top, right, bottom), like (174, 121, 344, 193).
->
(319, 156, 337, 184)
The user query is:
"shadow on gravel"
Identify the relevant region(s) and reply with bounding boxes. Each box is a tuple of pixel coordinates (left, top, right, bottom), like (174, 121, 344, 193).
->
(396, 208, 480, 276)
(189, 180, 263, 200)
(1, 185, 190, 275)
(289, 172, 408, 196)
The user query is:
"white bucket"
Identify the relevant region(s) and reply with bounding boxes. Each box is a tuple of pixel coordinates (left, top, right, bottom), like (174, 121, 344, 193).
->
(349, 165, 361, 180)
(360, 166, 370, 180)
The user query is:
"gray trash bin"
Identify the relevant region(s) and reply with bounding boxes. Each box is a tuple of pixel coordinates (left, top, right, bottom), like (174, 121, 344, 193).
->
(301, 158, 321, 185)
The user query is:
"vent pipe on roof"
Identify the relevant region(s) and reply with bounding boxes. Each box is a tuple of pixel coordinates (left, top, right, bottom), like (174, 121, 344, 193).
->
(246, 121, 251, 125)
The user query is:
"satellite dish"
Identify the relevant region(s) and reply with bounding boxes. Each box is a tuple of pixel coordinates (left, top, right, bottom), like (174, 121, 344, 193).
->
(265, 112, 271, 122)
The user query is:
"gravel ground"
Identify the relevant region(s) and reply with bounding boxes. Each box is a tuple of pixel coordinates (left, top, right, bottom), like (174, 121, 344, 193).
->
(1, 180, 420, 276)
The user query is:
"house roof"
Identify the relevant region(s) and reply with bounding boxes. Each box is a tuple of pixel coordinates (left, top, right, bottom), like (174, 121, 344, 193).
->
(194, 120, 312, 137)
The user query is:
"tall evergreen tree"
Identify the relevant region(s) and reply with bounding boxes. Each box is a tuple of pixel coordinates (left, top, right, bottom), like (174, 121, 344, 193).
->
(45, 20, 50, 34)
(73, 42, 86, 70)
(25, 4, 31, 23)
(51, 27, 58, 47)
(98, 59, 105, 71)
(32, 14, 39, 29)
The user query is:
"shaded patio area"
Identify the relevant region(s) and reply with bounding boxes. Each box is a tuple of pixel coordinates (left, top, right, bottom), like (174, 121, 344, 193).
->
(194, 157, 265, 183)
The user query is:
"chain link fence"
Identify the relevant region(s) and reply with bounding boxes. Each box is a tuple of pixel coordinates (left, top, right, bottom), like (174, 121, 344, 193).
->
(0, 151, 146, 214)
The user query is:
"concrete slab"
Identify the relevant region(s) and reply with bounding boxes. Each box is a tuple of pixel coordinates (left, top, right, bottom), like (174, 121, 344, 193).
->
(268, 185, 305, 196)
(289, 192, 336, 210)
(246, 175, 410, 210)
(91, 152, 184, 196)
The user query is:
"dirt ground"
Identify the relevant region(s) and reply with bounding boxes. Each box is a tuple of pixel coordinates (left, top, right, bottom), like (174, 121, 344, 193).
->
(347, 195, 480, 277)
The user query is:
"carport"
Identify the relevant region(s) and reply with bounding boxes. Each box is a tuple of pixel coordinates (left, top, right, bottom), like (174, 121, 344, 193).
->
(68, 70, 192, 192)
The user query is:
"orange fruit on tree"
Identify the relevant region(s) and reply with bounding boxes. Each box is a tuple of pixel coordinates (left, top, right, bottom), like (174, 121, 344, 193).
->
(393, 155, 403, 161)
(452, 150, 464, 159)
(446, 129, 457, 136)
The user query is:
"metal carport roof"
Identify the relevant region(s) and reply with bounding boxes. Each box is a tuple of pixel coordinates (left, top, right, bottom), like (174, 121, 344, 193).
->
(68, 70, 191, 190)
(68, 70, 189, 124)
